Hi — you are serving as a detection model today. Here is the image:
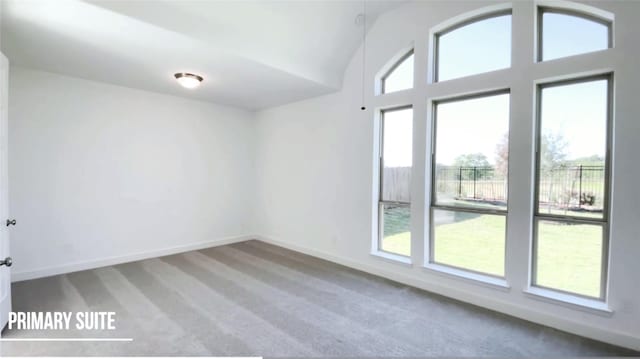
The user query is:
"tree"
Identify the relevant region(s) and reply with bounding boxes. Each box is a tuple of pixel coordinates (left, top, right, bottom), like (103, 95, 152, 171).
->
(568, 154, 604, 167)
(540, 132, 568, 169)
(453, 153, 490, 168)
(494, 133, 508, 177)
(453, 153, 490, 180)
(494, 132, 568, 173)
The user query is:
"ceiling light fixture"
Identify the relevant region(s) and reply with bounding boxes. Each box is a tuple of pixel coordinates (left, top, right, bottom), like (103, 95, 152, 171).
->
(174, 73, 203, 89)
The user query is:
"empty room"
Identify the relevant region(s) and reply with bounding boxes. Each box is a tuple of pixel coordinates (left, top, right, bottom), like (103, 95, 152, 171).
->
(0, 0, 639, 357)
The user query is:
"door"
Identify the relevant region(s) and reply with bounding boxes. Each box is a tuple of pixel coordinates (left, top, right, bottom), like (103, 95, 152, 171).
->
(0, 52, 11, 330)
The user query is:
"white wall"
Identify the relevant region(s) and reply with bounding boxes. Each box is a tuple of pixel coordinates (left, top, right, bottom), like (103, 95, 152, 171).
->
(5, 0, 640, 351)
(9, 67, 255, 280)
(254, 0, 640, 351)
(0, 1, 3, 50)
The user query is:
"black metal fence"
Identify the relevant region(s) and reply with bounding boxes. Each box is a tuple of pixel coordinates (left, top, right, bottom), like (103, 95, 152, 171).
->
(539, 165, 605, 210)
(436, 165, 605, 209)
(437, 166, 507, 202)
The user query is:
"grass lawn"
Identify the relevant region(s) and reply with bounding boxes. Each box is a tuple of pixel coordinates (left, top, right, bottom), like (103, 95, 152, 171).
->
(433, 211, 505, 276)
(381, 206, 602, 297)
(536, 221, 602, 297)
(380, 205, 411, 256)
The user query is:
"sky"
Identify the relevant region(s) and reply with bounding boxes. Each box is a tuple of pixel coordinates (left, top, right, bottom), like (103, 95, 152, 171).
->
(383, 108, 413, 167)
(436, 94, 509, 165)
(438, 14, 511, 82)
(384, 54, 414, 93)
(381, 12, 609, 168)
(541, 80, 607, 161)
(543, 12, 609, 61)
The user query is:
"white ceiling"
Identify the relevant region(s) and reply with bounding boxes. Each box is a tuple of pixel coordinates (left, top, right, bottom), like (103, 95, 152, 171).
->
(1, 0, 404, 110)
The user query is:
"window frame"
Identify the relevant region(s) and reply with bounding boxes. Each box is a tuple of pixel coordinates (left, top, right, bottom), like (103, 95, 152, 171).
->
(531, 73, 613, 301)
(380, 50, 415, 95)
(428, 89, 511, 279)
(433, 9, 512, 83)
(369, 2, 618, 307)
(537, 7, 613, 62)
(377, 105, 413, 258)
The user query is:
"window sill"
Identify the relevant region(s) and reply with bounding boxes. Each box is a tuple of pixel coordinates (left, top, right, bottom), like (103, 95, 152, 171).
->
(423, 263, 510, 291)
(370, 250, 412, 267)
(524, 287, 613, 316)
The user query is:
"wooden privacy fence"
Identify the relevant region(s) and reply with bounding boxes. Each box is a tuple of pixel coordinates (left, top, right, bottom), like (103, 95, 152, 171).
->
(382, 167, 411, 203)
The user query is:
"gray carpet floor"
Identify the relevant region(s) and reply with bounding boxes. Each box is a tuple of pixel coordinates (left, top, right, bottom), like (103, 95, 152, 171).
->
(1, 240, 637, 357)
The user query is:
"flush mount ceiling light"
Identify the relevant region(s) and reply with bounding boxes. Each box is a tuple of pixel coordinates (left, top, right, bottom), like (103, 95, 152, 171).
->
(174, 73, 203, 89)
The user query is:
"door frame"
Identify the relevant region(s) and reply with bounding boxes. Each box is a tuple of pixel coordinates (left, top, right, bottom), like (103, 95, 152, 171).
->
(0, 51, 11, 331)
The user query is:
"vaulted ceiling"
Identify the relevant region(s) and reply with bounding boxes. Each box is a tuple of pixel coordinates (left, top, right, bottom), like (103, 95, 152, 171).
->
(1, 0, 404, 110)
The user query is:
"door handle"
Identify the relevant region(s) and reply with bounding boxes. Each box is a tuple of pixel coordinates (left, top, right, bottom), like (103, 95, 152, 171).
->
(6, 219, 16, 227)
(0, 257, 11, 267)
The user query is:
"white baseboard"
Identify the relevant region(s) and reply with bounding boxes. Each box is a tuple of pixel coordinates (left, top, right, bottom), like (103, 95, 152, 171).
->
(11, 234, 254, 282)
(255, 234, 640, 352)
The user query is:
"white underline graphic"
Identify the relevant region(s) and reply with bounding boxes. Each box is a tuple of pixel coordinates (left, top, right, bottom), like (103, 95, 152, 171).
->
(0, 338, 133, 342)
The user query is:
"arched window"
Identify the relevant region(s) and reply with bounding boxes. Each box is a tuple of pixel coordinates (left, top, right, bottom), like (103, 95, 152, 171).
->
(380, 50, 414, 94)
(435, 12, 511, 82)
(371, 1, 616, 305)
(539, 8, 612, 61)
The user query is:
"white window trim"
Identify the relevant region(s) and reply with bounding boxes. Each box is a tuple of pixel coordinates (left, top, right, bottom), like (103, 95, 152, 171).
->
(424, 263, 510, 291)
(371, 250, 413, 266)
(536, 0, 614, 23)
(524, 286, 613, 315)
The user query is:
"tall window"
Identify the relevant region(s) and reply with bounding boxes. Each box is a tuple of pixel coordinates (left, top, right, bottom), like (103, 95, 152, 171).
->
(539, 8, 611, 61)
(381, 51, 414, 94)
(435, 12, 511, 82)
(378, 107, 413, 257)
(430, 92, 510, 277)
(370, 2, 617, 308)
(533, 76, 611, 299)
